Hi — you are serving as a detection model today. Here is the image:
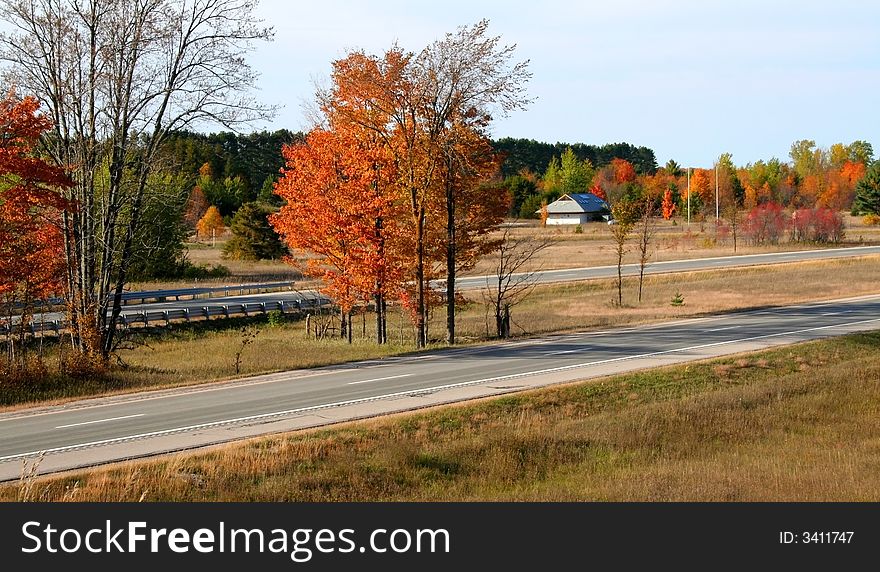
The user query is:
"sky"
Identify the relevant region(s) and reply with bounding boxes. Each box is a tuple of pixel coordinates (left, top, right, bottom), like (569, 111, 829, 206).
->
(247, 0, 879, 168)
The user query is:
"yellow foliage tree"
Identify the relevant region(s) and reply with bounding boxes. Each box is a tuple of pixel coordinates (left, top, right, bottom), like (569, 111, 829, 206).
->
(197, 205, 225, 242)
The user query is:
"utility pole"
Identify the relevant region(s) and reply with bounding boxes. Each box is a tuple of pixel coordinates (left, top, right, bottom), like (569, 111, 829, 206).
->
(715, 163, 719, 221)
(687, 167, 691, 226)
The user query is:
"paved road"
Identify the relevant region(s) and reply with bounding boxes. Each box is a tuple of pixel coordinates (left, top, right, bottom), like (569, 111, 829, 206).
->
(1, 293, 879, 480)
(14, 246, 880, 330)
(457, 245, 880, 289)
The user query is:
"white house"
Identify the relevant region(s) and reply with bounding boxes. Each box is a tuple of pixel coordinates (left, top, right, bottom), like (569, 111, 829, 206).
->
(539, 193, 610, 225)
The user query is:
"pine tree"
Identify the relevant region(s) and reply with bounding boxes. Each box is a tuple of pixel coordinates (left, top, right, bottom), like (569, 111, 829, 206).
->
(853, 162, 880, 216)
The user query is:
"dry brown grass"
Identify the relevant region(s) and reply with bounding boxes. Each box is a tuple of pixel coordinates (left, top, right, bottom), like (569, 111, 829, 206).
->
(7, 331, 879, 502)
(454, 255, 880, 338)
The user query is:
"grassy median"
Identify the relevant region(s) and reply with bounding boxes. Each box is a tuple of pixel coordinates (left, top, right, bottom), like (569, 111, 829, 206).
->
(6, 330, 880, 502)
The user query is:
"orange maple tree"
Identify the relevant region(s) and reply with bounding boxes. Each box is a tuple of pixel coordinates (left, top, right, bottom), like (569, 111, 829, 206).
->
(690, 168, 713, 205)
(0, 94, 72, 357)
(611, 158, 637, 184)
(271, 128, 404, 343)
(589, 182, 606, 201)
(661, 189, 676, 220)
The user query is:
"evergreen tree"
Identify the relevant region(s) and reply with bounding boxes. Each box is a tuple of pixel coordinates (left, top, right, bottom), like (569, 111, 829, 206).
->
(223, 202, 287, 260)
(853, 162, 880, 216)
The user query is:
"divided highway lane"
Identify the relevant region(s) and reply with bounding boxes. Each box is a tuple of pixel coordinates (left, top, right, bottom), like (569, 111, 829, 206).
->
(13, 246, 880, 330)
(456, 245, 880, 289)
(2, 294, 879, 479)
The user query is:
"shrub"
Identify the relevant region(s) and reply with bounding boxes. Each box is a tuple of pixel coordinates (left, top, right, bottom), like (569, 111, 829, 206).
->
(266, 310, 285, 328)
(863, 214, 880, 226)
(791, 208, 845, 243)
(742, 202, 786, 245)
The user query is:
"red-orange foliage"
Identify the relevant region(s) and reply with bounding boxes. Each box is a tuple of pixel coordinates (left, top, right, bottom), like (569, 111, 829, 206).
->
(589, 182, 606, 201)
(611, 158, 637, 184)
(661, 189, 676, 220)
(742, 202, 787, 245)
(184, 185, 209, 229)
(840, 161, 866, 186)
(690, 168, 713, 205)
(271, 128, 404, 315)
(0, 94, 72, 310)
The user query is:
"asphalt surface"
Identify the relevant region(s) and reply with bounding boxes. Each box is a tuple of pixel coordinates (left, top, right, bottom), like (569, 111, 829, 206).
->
(1, 293, 879, 480)
(457, 245, 880, 289)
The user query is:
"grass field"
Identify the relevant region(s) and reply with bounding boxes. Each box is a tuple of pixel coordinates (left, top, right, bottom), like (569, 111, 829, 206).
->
(8, 330, 880, 502)
(3, 255, 878, 409)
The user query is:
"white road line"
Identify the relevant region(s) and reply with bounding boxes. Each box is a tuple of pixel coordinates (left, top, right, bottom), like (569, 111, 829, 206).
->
(348, 374, 413, 385)
(5, 293, 879, 424)
(705, 326, 742, 332)
(55, 414, 145, 429)
(4, 316, 878, 463)
(546, 349, 581, 356)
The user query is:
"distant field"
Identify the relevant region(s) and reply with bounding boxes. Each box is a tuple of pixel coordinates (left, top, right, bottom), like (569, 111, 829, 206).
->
(134, 214, 880, 291)
(3, 254, 878, 410)
(8, 331, 880, 501)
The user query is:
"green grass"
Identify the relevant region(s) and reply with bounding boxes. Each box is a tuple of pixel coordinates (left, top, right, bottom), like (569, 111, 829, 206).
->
(8, 331, 880, 502)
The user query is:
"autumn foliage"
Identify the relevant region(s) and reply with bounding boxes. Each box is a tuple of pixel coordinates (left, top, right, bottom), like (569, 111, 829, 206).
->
(0, 94, 72, 368)
(742, 202, 787, 245)
(661, 189, 676, 220)
(611, 158, 637, 184)
(271, 128, 403, 316)
(196, 206, 225, 241)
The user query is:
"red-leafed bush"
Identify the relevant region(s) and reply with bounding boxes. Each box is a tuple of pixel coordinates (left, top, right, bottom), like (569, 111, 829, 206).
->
(791, 208, 845, 243)
(742, 202, 787, 245)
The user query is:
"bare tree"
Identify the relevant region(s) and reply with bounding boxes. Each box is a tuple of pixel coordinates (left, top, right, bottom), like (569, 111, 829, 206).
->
(483, 223, 553, 338)
(0, 0, 273, 359)
(416, 20, 532, 346)
(723, 202, 741, 253)
(636, 195, 657, 302)
(610, 200, 637, 307)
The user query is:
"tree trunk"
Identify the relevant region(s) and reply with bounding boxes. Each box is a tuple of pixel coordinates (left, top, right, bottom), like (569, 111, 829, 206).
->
(415, 206, 427, 348)
(446, 157, 456, 345)
(638, 267, 645, 303)
(340, 307, 347, 340)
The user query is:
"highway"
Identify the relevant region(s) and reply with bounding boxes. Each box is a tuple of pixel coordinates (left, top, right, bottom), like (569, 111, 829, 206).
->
(457, 245, 880, 289)
(11, 246, 880, 332)
(1, 293, 879, 480)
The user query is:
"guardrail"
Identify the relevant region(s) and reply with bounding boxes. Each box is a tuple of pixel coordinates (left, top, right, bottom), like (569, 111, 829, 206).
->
(0, 292, 333, 338)
(14, 281, 298, 312)
(116, 281, 297, 305)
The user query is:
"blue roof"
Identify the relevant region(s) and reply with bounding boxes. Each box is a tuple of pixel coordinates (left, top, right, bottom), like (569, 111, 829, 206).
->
(544, 193, 610, 214)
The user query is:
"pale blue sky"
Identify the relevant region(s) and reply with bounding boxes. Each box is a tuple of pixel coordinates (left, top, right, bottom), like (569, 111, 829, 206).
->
(250, 0, 879, 168)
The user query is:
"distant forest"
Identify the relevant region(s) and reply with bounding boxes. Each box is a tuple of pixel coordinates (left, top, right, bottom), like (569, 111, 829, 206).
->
(162, 131, 658, 195)
(492, 138, 658, 178)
